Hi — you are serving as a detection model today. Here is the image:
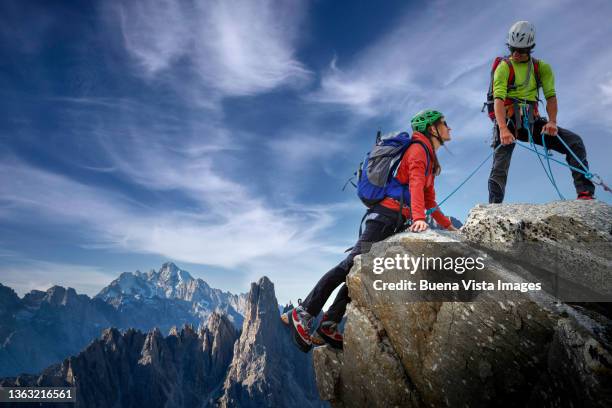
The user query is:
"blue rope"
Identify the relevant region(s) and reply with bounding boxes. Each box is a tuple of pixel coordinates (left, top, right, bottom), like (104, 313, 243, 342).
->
(425, 114, 608, 216)
(555, 133, 593, 178)
(426, 144, 501, 216)
(541, 126, 565, 200)
(515, 142, 590, 175)
(523, 106, 564, 200)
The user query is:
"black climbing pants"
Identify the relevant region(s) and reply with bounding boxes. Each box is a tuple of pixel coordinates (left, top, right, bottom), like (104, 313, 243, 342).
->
(488, 117, 595, 203)
(302, 205, 400, 323)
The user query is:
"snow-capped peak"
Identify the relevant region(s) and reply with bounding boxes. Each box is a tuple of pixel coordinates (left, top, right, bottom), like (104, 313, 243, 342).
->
(95, 262, 247, 319)
(158, 262, 193, 284)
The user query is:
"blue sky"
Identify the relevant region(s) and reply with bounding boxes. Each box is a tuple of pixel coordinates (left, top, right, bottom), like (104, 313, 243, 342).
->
(1, 0, 611, 304)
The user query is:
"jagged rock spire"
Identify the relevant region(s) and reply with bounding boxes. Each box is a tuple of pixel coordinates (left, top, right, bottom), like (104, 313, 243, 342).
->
(219, 277, 324, 408)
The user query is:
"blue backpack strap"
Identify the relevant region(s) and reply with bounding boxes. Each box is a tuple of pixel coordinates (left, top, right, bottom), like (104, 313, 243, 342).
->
(396, 183, 406, 232)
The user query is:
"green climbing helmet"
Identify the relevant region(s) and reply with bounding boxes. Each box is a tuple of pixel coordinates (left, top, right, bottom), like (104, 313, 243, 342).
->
(411, 109, 444, 133)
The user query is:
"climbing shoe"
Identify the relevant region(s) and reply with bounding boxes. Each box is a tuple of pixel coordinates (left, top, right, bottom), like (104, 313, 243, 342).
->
(280, 310, 290, 325)
(290, 306, 314, 353)
(315, 314, 343, 350)
(280, 300, 298, 325)
(577, 191, 594, 200)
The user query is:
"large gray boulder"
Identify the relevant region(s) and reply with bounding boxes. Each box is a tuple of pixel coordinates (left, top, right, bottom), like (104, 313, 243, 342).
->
(462, 201, 611, 301)
(314, 201, 612, 408)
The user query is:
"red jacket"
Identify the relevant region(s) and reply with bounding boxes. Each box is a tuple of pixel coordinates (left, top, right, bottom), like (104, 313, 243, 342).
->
(380, 132, 452, 229)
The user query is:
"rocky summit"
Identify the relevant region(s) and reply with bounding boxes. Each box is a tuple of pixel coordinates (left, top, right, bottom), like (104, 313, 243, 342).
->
(314, 201, 612, 408)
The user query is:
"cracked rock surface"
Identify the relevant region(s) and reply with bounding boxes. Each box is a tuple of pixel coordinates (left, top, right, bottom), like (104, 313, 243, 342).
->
(314, 201, 612, 408)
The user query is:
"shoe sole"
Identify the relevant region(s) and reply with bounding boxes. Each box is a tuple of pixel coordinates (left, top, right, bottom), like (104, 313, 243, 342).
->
(280, 311, 290, 325)
(316, 326, 343, 350)
(310, 331, 326, 346)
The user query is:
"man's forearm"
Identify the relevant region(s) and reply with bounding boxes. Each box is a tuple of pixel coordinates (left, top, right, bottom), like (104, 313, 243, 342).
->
(546, 96, 558, 123)
(494, 99, 507, 129)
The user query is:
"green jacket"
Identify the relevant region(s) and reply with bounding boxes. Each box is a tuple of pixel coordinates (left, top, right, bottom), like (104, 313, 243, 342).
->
(493, 57, 556, 102)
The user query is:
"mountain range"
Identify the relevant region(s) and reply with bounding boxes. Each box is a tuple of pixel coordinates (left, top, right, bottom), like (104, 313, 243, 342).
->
(1, 275, 324, 407)
(0, 262, 246, 377)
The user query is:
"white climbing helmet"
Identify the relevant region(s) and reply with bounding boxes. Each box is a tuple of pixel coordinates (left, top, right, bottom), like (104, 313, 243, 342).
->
(507, 21, 536, 48)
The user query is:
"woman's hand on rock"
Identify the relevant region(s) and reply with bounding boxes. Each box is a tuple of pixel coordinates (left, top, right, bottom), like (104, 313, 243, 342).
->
(409, 220, 428, 233)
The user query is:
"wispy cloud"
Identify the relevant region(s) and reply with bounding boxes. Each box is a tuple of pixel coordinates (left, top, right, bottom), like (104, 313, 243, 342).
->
(0, 248, 21, 258)
(268, 131, 344, 170)
(112, 0, 311, 97)
(599, 75, 612, 105)
(305, 5, 506, 137)
(0, 151, 343, 270)
(0, 257, 115, 297)
(116, 0, 190, 74)
(308, 52, 418, 118)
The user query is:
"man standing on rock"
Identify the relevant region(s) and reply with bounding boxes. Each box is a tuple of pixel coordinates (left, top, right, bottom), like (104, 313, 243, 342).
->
(285, 110, 456, 352)
(487, 21, 596, 203)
